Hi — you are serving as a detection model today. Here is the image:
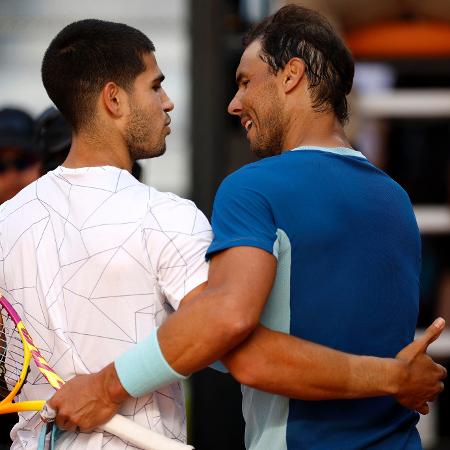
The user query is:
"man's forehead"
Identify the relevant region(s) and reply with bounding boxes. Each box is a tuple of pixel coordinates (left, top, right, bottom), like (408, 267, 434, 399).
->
(236, 40, 265, 77)
(142, 52, 157, 71)
(140, 52, 164, 80)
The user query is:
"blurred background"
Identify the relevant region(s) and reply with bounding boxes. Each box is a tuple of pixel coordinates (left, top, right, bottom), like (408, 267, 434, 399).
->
(1, 0, 450, 448)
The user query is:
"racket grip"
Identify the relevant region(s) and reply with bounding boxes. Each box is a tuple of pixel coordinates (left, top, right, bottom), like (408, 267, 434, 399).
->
(40, 402, 57, 422)
(102, 414, 194, 450)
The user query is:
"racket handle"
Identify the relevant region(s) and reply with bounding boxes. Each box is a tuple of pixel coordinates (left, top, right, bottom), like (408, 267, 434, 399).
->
(102, 414, 194, 450)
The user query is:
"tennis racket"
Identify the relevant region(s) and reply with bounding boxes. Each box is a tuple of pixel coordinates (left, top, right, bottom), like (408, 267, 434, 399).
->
(0, 295, 193, 450)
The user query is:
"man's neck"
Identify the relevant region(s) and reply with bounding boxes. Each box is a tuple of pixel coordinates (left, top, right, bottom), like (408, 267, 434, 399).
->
(282, 110, 351, 152)
(62, 131, 133, 172)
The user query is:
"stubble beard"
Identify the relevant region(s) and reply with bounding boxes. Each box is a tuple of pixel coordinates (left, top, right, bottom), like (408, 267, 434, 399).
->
(251, 118, 284, 158)
(250, 89, 285, 159)
(125, 104, 166, 161)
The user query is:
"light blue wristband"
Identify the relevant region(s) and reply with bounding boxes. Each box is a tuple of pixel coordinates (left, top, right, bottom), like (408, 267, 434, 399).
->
(114, 328, 188, 397)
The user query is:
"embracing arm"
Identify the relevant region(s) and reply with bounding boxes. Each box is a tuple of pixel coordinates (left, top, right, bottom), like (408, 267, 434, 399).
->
(48, 246, 446, 431)
(114, 246, 446, 413)
(47, 246, 276, 430)
(156, 246, 276, 373)
(164, 247, 446, 413)
(220, 320, 446, 414)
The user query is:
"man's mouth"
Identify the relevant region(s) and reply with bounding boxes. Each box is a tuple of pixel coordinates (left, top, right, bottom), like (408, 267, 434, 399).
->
(241, 117, 253, 132)
(164, 118, 171, 134)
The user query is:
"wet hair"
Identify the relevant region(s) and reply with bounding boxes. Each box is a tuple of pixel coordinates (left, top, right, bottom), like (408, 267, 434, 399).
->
(244, 5, 354, 124)
(41, 19, 155, 130)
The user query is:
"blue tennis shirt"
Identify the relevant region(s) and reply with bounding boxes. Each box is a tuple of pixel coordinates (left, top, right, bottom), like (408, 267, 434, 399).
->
(206, 147, 421, 450)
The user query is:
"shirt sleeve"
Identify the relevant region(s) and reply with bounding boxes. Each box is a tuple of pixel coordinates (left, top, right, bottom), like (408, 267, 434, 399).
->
(143, 194, 212, 310)
(206, 169, 278, 259)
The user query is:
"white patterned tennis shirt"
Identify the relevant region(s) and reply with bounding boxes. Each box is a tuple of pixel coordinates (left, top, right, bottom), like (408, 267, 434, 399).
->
(0, 166, 212, 449)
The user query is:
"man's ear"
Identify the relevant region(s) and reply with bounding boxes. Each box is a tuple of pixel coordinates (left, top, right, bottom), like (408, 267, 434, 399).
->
(101, 82, 128, 118)
(282, 58, 306, 94)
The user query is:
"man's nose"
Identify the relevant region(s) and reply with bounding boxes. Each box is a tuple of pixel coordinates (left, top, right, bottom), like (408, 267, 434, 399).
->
(227, 93, 242, 116)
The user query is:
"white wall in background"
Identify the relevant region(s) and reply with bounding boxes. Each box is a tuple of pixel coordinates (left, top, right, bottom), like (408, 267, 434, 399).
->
(0, 0, 191, 195)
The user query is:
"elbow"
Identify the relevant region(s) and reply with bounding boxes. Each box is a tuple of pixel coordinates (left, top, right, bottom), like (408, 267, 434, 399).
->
(230, 365, 260, 387)
(226, 355, 265, 388)
(212, 293, 260, 348)
(206, 317, 256, 360)
(218, 315, 258, 349)
(222, 343, 267, 389)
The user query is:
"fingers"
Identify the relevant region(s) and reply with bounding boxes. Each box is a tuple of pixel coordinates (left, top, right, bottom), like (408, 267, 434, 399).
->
(434, 381, 445, 400)
(56, 418, 78, 433)
(413, 317, 446, 353)
(417, 403, 430, 415)
(416, 380, 444, 415)
(438, 363, 448, 380)
(45, 394, 80, 432)
(54, 408, 88, 432)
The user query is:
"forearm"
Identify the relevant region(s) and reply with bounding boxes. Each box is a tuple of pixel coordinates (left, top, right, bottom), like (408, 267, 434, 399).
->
(114, 247, 275, 398)
(156, 248, 277, 376)
(222, 326, 402, 400)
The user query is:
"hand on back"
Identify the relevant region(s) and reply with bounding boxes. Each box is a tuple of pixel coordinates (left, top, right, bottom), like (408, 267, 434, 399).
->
(395, 318, 447, 414)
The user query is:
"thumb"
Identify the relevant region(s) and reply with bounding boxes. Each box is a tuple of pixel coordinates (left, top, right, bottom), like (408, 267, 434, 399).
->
(413, 317, 445, 353)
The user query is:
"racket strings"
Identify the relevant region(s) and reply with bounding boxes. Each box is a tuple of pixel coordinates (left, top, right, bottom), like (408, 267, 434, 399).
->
(0, 306, 25, 400)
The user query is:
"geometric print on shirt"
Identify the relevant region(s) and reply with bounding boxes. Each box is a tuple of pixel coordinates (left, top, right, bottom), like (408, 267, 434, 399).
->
(0, 166, 212, 450)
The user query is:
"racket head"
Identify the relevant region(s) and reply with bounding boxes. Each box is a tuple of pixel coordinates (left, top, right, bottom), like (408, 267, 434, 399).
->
(1, 296, 193, 449)
(0, 296, 63, 414)
(0, 296, 31, 406)
(0, 296, 64, 389)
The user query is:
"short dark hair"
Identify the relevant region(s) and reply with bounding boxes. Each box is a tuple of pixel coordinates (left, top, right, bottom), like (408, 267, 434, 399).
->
(41, 19, 155, 130)
(244, 5, 354, 124)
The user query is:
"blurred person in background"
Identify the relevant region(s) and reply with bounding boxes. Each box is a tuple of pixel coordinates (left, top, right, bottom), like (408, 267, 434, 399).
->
(35, 106, 142, 179)
(0, 108, 38, 450)
(34, 106, 72, 174)
(0, 107, 40, 449)
(0, 108, 40, 205)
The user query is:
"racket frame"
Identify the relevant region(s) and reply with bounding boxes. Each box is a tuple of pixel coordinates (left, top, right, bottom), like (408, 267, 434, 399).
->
(0, 298, 50, 413)
(0, 296, 194, 449)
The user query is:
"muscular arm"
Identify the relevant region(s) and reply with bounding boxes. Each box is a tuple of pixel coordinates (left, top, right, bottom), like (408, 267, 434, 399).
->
(186, 251, 446, 412)
(221, 324, 446, 413)
(222, 325, 396, 399)
(159, 246, 387, 389)
(163, 246, 445, 412)
(157, 246, 276, 373)
(172, 251, 396, 401)
(48, 246, 446, 431)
